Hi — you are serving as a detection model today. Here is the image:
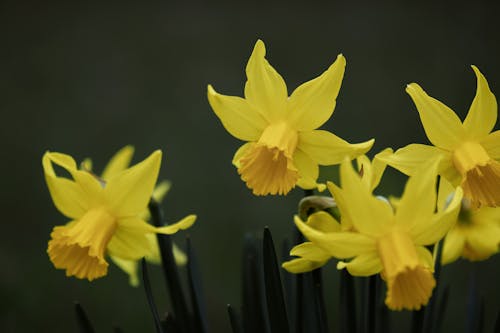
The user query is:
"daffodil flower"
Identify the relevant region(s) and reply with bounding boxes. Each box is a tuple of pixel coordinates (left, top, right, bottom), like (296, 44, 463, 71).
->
(43, 150, 196, 281)
(208, 40, 374, 196)
(293, 158, 463, 310)
(379, 66, 500, 207)
(81, 146, 187, 286)
(283, 150, 392, 273)
(437, 178, 500, 264)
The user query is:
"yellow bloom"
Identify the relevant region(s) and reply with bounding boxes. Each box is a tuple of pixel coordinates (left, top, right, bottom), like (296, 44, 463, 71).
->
(283, 150, 392, 273)
(438, 179, 500, 264)
(293, 158, 463, 310)
(379, 66, 500, 207)
(82, 146, 187, 286)
(207, 40, 374, 196)
(43, 149, 196, 281)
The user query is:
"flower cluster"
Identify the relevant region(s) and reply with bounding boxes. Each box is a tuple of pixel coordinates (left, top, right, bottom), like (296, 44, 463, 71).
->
(43, 39, 499, 321)
(208, 40, 500, 311)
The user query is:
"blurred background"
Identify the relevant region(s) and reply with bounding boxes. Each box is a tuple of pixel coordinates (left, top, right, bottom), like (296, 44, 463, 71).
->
(1, 1, 499, 332)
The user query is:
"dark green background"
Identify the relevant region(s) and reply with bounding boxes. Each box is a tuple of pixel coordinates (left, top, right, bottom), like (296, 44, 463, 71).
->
(1, 1, 499, 332)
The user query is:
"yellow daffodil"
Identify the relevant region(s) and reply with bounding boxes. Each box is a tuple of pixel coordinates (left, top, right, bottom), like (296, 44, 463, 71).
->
(292, 158, 463, 310)
(437, 179, 500, 264)
(43, 149, 196, 281)
(82, 146, 187, 286)
(379, 66, 500, 207)
(283, 150, 392, 273)
(207, 40, 374, 196)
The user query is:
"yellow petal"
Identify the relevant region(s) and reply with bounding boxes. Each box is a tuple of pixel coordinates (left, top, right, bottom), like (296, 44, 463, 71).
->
(326, 181, 353, 230)
(378, 144, 445, 176)
(152, 180, 172, 203)
(396, 158, 439, 232)
(287, 54, 346, 131)
(437, 177, 455, 212)
(80, 158, 93, 172)
(110, 255, 140, 287)
(105, 150, 161, 216)
(306, 211, 341, 233)
(336, 253, 382, 276)
(290, 242, 331, 261)
(371, 148, 393, 191)
(334, 160, 393, 236)
(294, 149, 320, 190)
(416, 246, 434, 270)
(107, 217, 158, 260)
(406, 83, 466, 149)
(207, 85, 268, 141)
(294, 216, 375, 258)
(356, 155, 373, 190)
(412, 187, 463, 245)
(463, 66, 498, 139)
(282, 258, 328, 274)
(102, 146, 135, 181)
(298, 130, 374, 165)
(45, 152, 105, 206)
(244, 40, 287, 122)
(464, 223, 500, 261)
(172, 242, 188, 266)
(480, 130, 500, 160)
(441, 228, 466, 265)
(42, 153, 88, 219)
(232, 142, 254, 168)
(155, 214, 197, 235)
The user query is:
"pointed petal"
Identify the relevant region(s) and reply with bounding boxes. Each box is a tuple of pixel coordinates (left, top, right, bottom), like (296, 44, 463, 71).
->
(110, 255, 140, 287)
(290, 242, 331, 261)
(294, 149, 320, 190)
(154, 215, 197, 235)
(151, 180, 171, 204)
(298, 130, 374, 165)
(379, 143, 446, 176)
(105, 150, 161, 216)
(437, 177, 455, 212)
(42, 153, 88, 219)
(441, 229, 466, 264)
(480, 130, 500, 160)
(327, 181, 353, 230)
(101, 146, 135, 181)
(244, 40, 287, 122)
(294, 215, 375, 259)
(306, 211, 341, 232)
(397, 158, 439, 232)
(287, 54, 346, 130)
(332, 160, 394, 236)
(371, 148, 393, 191)
(416, 246, 434, 269)
(412, 187, 463, 245)
(356, 155, 373, 190)
(282, 257, 328, 274)
(463, 66, 498, 139)
(232, 142, 254, 168)
(337, 253, 382, 276)
(406, 83, 466, 149)
(208, 85, 268, 141)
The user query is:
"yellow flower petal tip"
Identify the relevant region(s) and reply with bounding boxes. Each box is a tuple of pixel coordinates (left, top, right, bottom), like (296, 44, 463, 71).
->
(209, 41, 373, 196)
